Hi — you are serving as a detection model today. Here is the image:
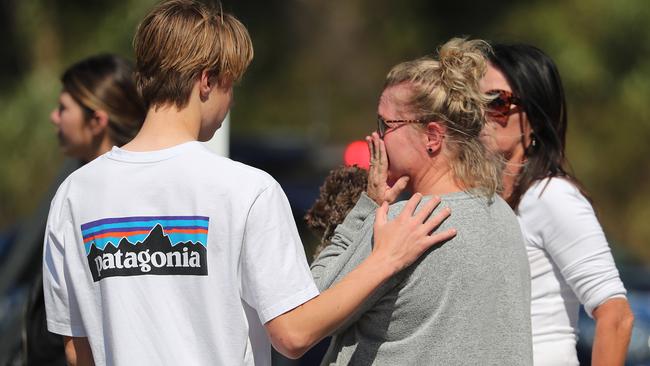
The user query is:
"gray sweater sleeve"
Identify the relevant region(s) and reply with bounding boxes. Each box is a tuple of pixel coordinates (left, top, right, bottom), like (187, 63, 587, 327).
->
(310, 193, 378, 291)
(310, 195, 408, 334)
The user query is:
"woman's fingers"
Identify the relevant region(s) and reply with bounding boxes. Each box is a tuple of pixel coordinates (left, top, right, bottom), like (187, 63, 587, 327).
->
(385, 176, 409, 203)
(365, 136, 374, 171)
(366, 132, 395, 205)
(377, 134, 388, 168)
(366, 137, 384, 204)
(365, 133, 383, 168)
(366, 134, 378, 164)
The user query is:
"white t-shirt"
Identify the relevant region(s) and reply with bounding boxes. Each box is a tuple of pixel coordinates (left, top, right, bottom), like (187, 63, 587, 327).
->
(517, 177, 627, 366)
(43, 141, 319, 366)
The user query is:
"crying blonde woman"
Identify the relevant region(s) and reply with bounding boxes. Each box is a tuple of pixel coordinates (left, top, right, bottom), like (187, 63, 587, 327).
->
(311, 38, 533, 365)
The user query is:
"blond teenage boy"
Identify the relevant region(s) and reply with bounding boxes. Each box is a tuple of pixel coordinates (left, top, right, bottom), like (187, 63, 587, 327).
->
(42, 1, 455, 365)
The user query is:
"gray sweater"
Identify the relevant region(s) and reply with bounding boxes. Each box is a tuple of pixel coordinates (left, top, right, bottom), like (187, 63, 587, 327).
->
(311, 192, 532, 366)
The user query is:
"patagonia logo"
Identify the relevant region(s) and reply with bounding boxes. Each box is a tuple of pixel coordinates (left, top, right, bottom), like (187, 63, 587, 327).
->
(81, 216, 209, 282)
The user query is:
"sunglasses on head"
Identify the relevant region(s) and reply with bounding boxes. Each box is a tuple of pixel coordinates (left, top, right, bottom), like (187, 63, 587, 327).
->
(376, 115, 428, 138)
(486, 89, 521, 124)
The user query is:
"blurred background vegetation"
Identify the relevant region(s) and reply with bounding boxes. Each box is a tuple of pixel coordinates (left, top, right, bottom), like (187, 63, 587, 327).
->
(0, 0, 648, 263)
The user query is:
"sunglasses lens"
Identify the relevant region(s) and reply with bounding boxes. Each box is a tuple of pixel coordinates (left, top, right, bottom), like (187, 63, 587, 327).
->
(488, 92, 510, 115)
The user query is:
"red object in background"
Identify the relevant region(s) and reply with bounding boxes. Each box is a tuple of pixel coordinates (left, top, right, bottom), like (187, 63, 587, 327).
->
(343, 140, 370, 170)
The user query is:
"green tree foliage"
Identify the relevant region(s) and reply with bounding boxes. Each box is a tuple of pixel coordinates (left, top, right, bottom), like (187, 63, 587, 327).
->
(0, 0, 648, 262)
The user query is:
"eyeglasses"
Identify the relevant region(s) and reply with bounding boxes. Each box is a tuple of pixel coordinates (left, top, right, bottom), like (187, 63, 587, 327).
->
(486, 89, 521, 124)
(376, 115, 428, 138)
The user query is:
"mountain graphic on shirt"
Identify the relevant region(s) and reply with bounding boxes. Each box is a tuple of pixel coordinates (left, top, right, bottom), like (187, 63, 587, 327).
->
(82, 216, 210, 282)
(81, 215, 209, 254)
(86, 224, 207, 253)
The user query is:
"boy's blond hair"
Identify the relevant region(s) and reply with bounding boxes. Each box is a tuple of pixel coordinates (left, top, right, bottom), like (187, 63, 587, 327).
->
(133, 0, 253, 109)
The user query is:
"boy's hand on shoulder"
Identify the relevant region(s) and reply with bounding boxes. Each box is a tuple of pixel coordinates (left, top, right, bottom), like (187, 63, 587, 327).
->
(371, 193, 456, 274)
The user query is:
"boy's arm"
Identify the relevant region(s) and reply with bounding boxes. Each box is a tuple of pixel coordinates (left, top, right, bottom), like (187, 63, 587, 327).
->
(265, 194, 454, 359)
(64, 336, 95, 366)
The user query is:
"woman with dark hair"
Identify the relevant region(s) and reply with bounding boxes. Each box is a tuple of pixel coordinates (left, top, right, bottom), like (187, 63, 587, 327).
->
(50, 54, 146, 162)
(21, 53, 145, 365)
(480, 43, 634, 365)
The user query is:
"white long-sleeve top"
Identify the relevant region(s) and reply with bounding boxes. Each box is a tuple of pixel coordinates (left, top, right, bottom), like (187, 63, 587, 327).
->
(518, 177, 627, 365)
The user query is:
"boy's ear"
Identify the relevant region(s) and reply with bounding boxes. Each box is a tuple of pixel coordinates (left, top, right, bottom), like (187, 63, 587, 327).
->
(89, 110, 109, 136)
(199, 70, 213, 100)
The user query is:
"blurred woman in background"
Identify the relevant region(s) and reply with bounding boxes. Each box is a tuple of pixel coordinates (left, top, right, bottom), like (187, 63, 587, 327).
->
(50, 53, 145, 163)
(480, 43, 634, 365)
(21, 53, 145, 365)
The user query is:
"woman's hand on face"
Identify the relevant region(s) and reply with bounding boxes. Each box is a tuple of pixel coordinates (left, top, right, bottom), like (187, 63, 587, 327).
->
(366, 132, 409, 205)
(372, 193, 456, 273)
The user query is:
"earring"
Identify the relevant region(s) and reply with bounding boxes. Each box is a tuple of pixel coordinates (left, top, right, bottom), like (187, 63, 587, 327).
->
(427, 147, 433, 154)
(524, 133, 538, 157)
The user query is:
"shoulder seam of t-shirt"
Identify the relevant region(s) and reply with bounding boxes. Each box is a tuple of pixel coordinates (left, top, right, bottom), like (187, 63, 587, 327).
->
(248, 181, 279, 212)
(239, 181, 281, 247)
